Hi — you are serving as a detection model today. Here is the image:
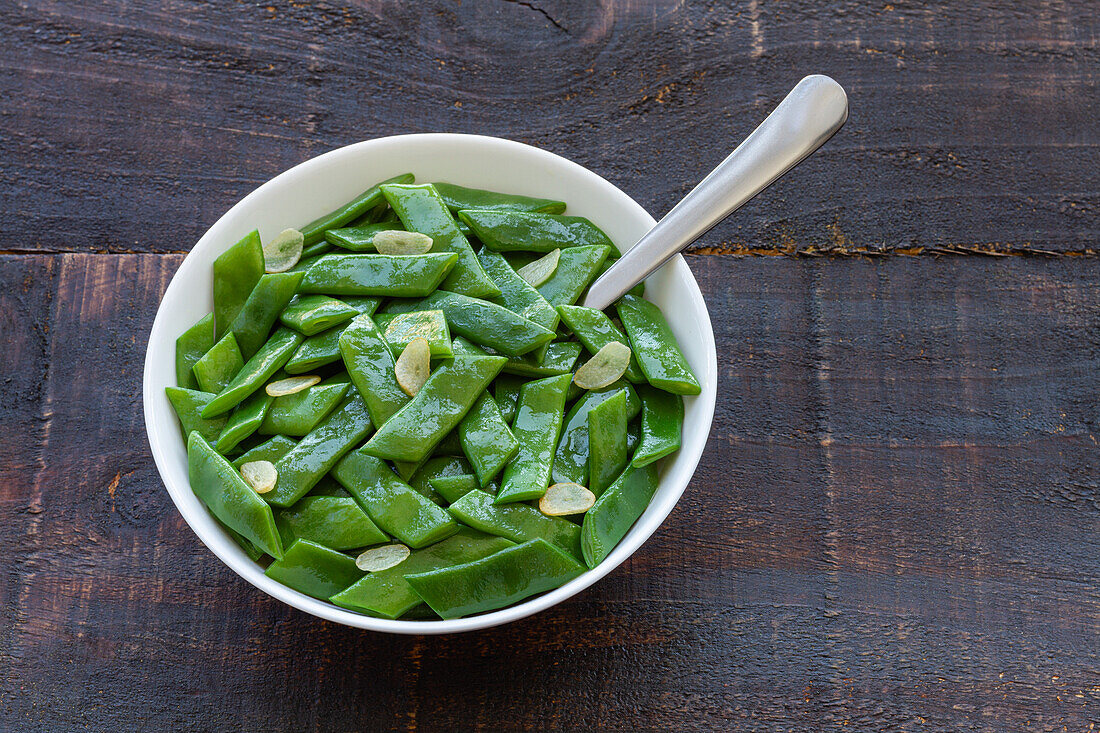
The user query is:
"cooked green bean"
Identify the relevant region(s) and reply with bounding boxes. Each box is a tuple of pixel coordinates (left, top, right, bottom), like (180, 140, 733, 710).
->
(231, 435, 297, 469)
(187, 432, 283, 559)
(214, 388, 273, 454)
(477, 248, 560, 333)
(338, 314, 409, 428)
(557, 304, 645, 383)
(405, 538, 585, 619)
(299, 253, 458, 297)
(373, 310, 453, 357)
(227, 271, 304, 359)
(458, 211, 613, 253)
(434, 183, 566, 214)
(459, 393, 519, 486)
(581, 463, 659, 568)
(201, 327, 303, 418)
(258, 382, 349, 436)
(212, 230, 265, 339)
(633, 386, 683, 467)
(448, 490, 582, 561)
(176, 313, 215, 390)
(300, 173, 414, 245)
(275, 496, 388, 551)
(265, 395, 374, 507)
(324, 222, 404, 252)
(552, 384, 640, 486)
(381, 183, 500, 298)
(615, 293, 701, 395)
(264, 539, 362, 599)
(496, 373, 571, 504)
(587, 390, 628, 496)
(363, 355, 507, 463)
(536, 245, 612, 307)
(332, 449, 459, 547)
(279, 295, 359, 336)
(429, 473, 481, 504)
(192, 332, 244, 394)
(165, 387, 226, 444)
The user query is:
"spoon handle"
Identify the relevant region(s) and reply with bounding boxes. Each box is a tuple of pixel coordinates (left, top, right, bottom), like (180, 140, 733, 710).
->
(582, 74, 849, 310)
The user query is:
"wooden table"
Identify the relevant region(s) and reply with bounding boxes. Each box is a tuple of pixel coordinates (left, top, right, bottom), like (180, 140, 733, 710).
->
(3, 1, 1097, 730)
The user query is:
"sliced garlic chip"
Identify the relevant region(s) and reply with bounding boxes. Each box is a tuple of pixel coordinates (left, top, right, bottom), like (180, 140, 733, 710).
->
(356, 543, 411, 572)
(572, 341, 632, 390)
(240, 460, 277, 494)
(266, 375, 320, 397)
(373, 230, 433, 256)
(263, 228, 305, 273)
(539, 482, 596, 516)
(515, 248, 561, 287)
(395, 337, 431, 397)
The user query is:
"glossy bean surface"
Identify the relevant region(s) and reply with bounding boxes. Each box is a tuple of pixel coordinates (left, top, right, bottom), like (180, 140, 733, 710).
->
(496, 373, 571, 504)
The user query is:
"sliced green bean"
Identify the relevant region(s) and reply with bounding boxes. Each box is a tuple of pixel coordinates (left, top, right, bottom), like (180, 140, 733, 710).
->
(615, 293, 701, 395)
(176, 313, 215, 389)
(409, 455, 471, 497)
(587, 390, 628, 496)
(201, 327, 303, 418)
(324, 221, 404, 252)
(363, 355, 507, 463)
(476, 248, 559, 332)
(330, 528, 513, 619)
(381, 183, 500, 298)
(500, 341, 581, 379)
(165, 387, 227, 444)
(187, 432, 283, 559)
(458, 211, 613, 253)
(405, 538, 585, 619)
(279, 295, 358, 336)
(300, 173, 414, 245)
(332, 449, 459, 548)
(459, 393, 519, 486)
(429, 473, 480, 504)
(258, 382, 349, 436)
(338, 314, 409, 428)
(265, 395, 374, 507)
(633, 385, 683, 467)
(552, 384, 639, 486)
(580, 463, 659, 568)
(299, 253, 457, 297)
(264, 539, 362, 599)
(227, 271, 304, 359)
(342, 296, 383, 315)
(192, 331, 244, 394)
(496, 373, 571, 504)
(493, 374, 525, 424)
(536, 245, 611, 307)
(447, 490, 582, 561)
(285, 325, 344, 374)
(557, 304, 645, 383)
(275, 496, 388, 551)
(373, 310, 453, 357)
(434, 182, 566, 214)
(382, 291, 554, 357)
(231, 435, 297, 469)
(215, 388, 273, 453)
(212, 230, 265, 338)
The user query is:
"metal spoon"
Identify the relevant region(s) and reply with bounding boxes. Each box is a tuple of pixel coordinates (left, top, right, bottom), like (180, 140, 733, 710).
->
(582, 74, 849, 310)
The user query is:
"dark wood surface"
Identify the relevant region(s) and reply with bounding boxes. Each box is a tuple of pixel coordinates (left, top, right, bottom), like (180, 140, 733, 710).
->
(2, 1, 1097, 731)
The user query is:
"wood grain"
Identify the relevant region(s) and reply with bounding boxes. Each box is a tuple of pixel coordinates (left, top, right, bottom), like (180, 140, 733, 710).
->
(0, 253, 1096, 730)
(2, 0, 1098, 254)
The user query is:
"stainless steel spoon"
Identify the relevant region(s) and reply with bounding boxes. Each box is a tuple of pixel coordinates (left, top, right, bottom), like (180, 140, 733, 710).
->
(582, 74, 849, 310)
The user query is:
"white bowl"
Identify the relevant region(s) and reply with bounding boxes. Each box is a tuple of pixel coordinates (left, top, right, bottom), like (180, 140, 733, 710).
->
(143, 133, 717, 634)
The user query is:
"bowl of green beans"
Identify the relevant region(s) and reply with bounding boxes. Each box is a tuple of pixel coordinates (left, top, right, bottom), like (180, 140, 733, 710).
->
(143, 133, 717, 633)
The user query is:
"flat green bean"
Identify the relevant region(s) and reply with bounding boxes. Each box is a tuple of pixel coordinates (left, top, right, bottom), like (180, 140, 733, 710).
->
(615, 293, 701, 395)
(175, 313, 215, 389)
(279, 295, 358, 336)
(434, 183, 566, 214)
(338, 314, 409, 428)
(552, 384, 639, 486)
(265, 395, 374, 507)
(214, 388, 273, 453)
(381, 183, 500, 298)
(264, 539, 362, 599)
(536, 245, 611, 307)
(192, 332, 244, 394)
(227, 271, 304, 359)
(187, 432, 283, 559)
(363, 355, 507, 463)
(457, 211, 613, 253)
(496, 373, 571, 504)
(258, 382, 349, 436)
(587, 390, 628, 496)
(557, 304, 645, 383)
(324, 221, 404, 252)
(580, 463, 659, 568)
(299, 173, 414, 245)
(332, 449, 459, 548)
(201, 327, 303, 418)
(275, 496, 388, 551)
(231, 435, 297, 469)
(447, 490, 583, 561)
(459, 392, 519, 486)
(633, 386, 683, 467)
(373, 310, 453, 357)
(212, 230, 265, 338)
(165, 387, 226, 444)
